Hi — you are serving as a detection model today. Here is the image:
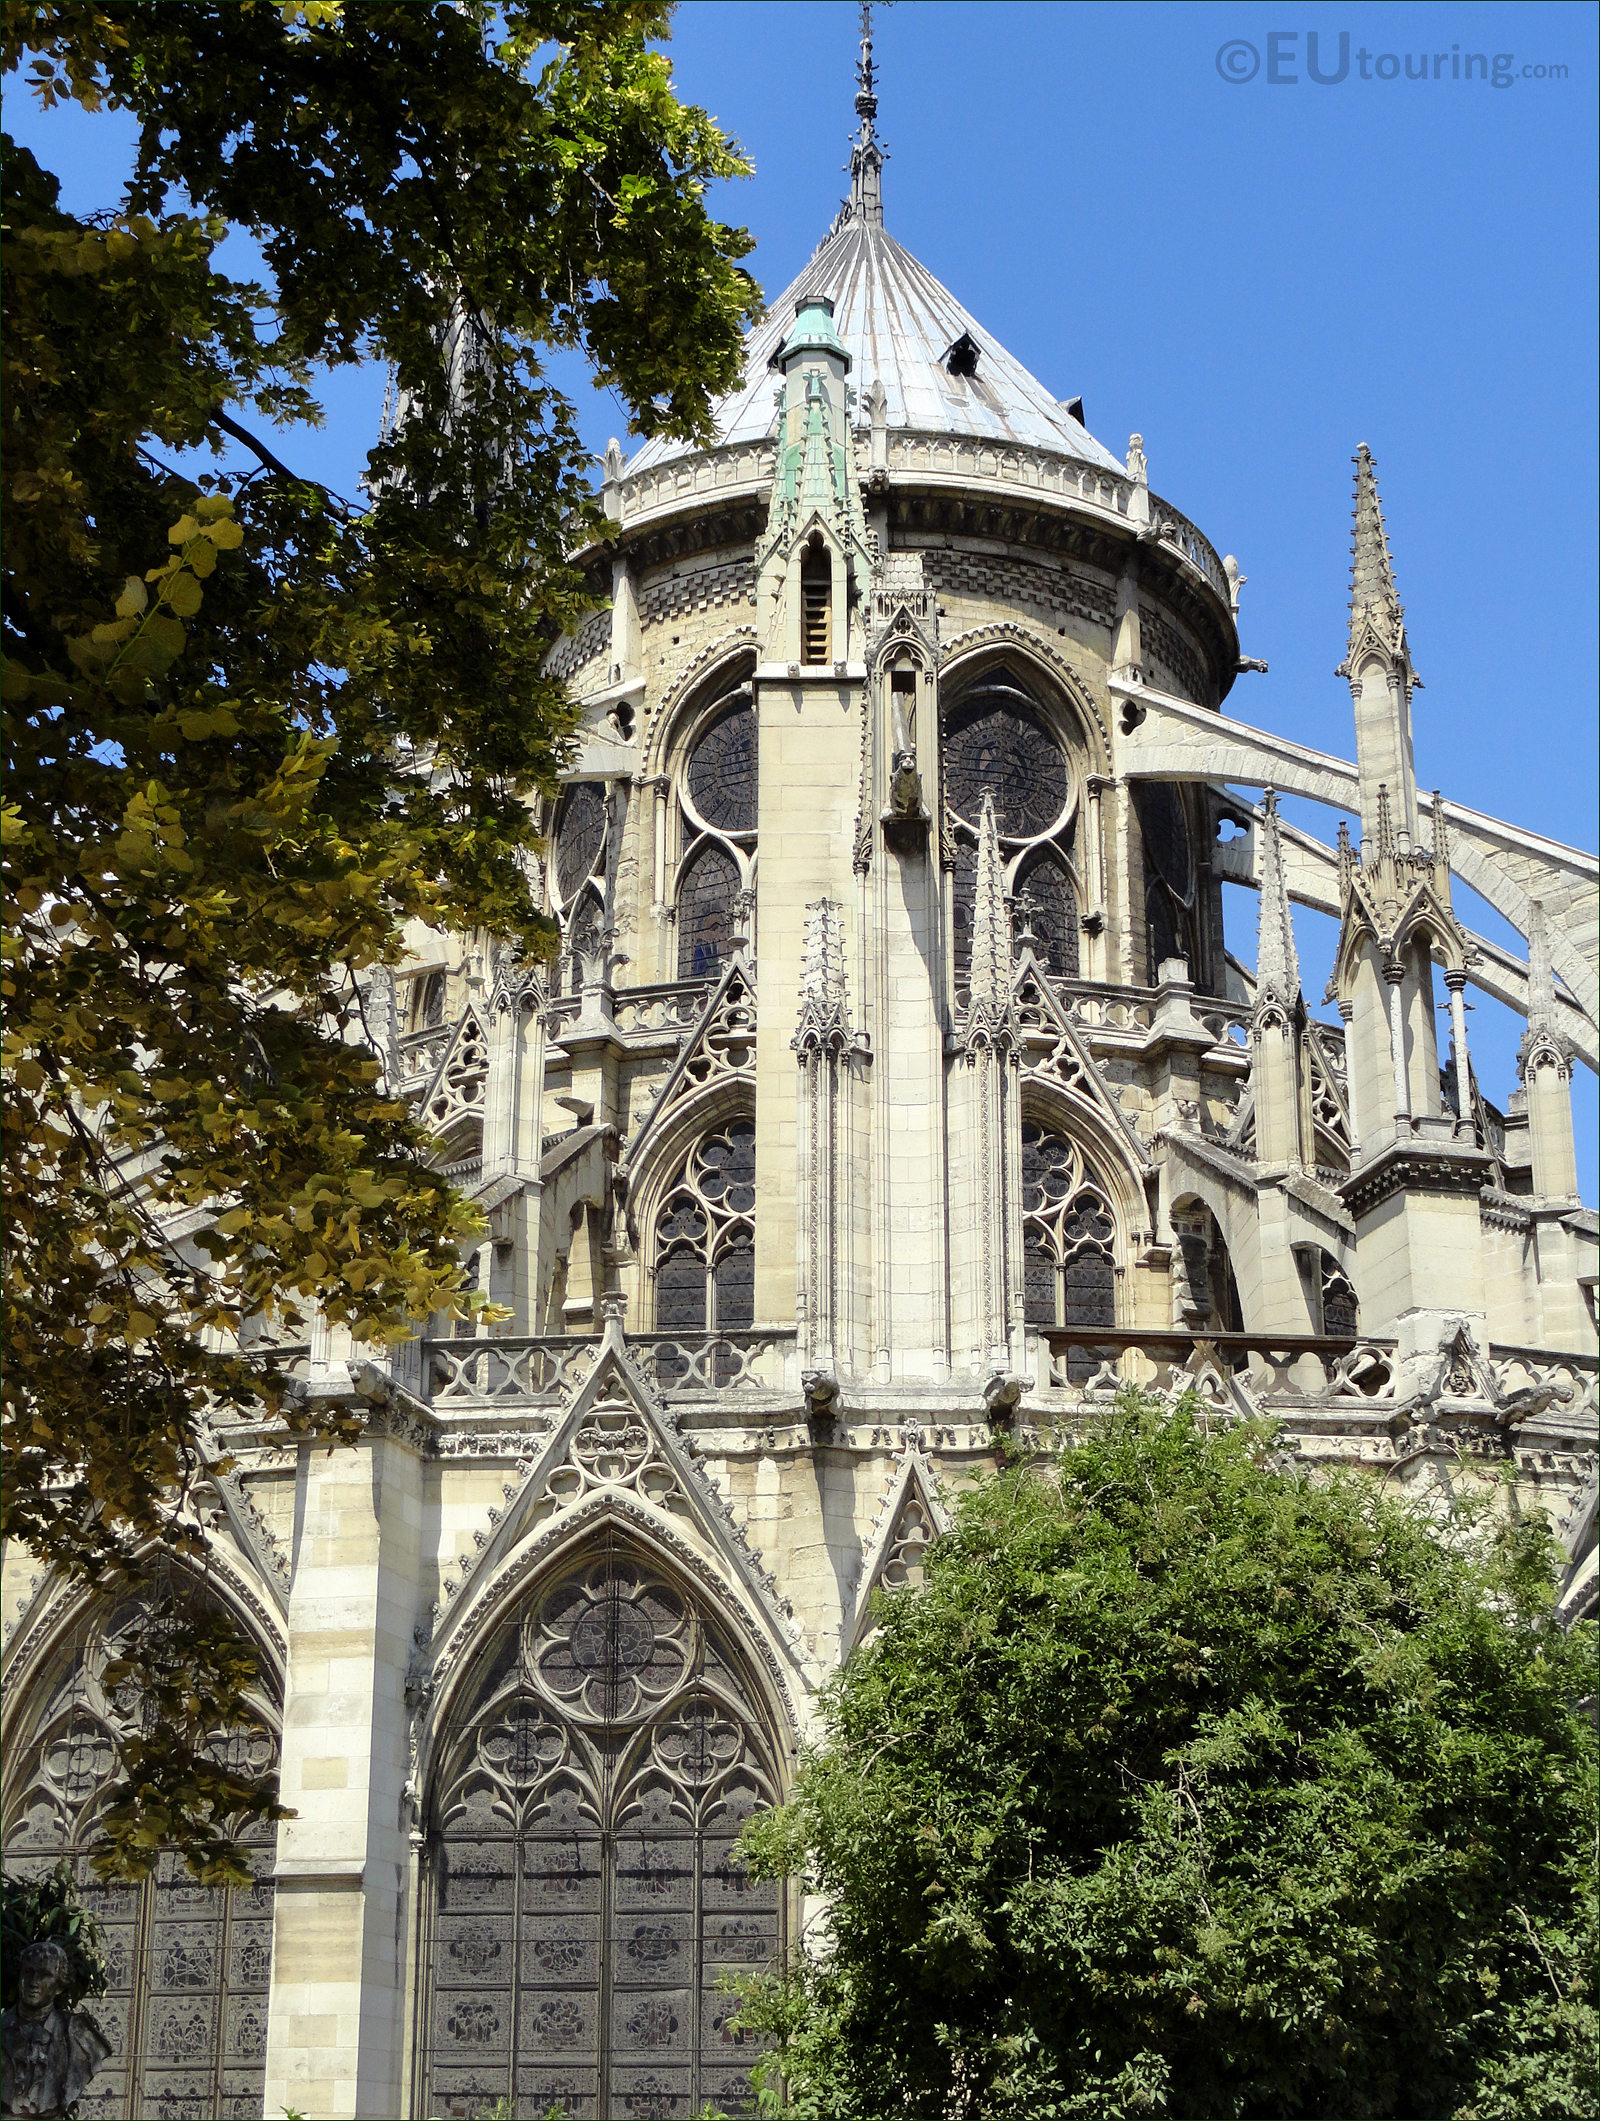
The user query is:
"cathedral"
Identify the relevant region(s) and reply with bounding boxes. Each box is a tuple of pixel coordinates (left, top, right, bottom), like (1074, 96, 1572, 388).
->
(3, 23, 1596, 2121)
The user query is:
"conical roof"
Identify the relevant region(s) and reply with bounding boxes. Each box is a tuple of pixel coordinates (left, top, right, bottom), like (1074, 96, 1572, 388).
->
(626, 213, 1125, 478)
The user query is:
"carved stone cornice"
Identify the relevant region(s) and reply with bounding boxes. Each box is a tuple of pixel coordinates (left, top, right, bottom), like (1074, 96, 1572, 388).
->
(1342, 1134, 1495, 1218)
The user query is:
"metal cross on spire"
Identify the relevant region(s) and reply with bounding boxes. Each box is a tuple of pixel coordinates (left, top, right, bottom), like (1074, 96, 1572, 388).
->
(847, 0, 886, 225)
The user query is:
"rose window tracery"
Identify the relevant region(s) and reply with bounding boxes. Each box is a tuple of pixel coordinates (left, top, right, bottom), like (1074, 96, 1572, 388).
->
(1, 1585, 280, 2121)
(676, 685, 757, 983)
(423, 1549, 782, 2120)
(943, 676, 1082, 998)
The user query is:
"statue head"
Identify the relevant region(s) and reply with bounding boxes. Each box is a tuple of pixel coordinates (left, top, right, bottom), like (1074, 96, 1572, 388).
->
(14, 1940, 70, 2021)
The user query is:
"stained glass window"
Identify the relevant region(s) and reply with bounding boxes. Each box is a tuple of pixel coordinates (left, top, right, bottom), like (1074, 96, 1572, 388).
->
(685, 700, 757, 837)
(1133, 782, 1191, 895)
(943, 687, 1068, 839)
(1133, 782, 1197, 984)
(1019, 1121, 1117, 1353)
(422, 1551, 782, 2120)
(555, 783, 608, 904)
(676, 845, 739, 982)
(652, 1124, 756, 1342)
(1016, 852, 1079, 978)
(1, 1587, 280, 2121)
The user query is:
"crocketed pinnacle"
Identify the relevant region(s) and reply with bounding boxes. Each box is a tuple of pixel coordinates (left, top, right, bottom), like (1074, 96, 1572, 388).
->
(1254, 792, 1301, 1009)
(1344, 443, 1415, 679)
(966, 795, 1013, 1040)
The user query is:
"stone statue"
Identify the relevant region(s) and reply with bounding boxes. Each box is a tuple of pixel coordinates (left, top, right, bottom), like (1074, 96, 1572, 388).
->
(1, 1941, 112, 2120)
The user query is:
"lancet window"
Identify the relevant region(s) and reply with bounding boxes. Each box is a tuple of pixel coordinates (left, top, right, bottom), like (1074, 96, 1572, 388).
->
(1132, 781, 1199, 985)
(1020, 1121, 1117, 1334)
(943, 675, 1081, 997)
(1, 1582, 280, 2121)
(420, 1545, 783, 2120)
(550, 780, 610, 995)
(652, 1121, 756, 1335)
(676, 684, 757, 983)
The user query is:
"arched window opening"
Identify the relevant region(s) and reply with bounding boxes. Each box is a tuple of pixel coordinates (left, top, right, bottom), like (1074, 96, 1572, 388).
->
(1173, 1201, 1244, 1338)
(1132, 781, 1198, 986)
(800, 541, 831, 666)
(652, 1122, 756, 1344)
(554, 783, 608, 904)
(1, 1582, 280, 2121)
(943, 674, 1081, 1001)
(676, 844, 740, 983)
(412, 968, 447, 1031)
(1020, 1121, 1117, 1381)
(1015, 852, 1080, 979)
(1319, 1253, 1359, 1337)
(550, 781, 609, 997)
(676, 688, 757, 983)
(420, 1546, 782, 2121)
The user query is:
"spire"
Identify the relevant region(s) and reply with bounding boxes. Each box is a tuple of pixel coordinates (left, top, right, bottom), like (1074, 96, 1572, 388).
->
(1254, 791, 1301, 1010)
(847, 2, 885, 226)
(1342, 442, 1415, 682)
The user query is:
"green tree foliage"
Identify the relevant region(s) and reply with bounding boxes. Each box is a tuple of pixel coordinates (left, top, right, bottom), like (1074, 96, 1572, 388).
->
(738, 1398, 1598, 2119)
(1, 1859, 107, 2013)
(2, 0, 758, 1881)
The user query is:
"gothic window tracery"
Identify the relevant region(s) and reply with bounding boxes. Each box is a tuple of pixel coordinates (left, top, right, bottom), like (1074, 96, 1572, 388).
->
(1, 1585, 280, 2121)
(652, 1122, 756, 1337)
(550, 782, 610, 996)
(1132, 781, 1199, 985)
(942, 675, 1082, 998)
(676, 686, 757, 983)
(1020, 1121, 1117, 1339)
(421, 1548, 782, 2120)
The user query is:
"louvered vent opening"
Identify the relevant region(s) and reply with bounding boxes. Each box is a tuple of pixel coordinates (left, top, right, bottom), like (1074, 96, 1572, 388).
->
(801, 543, 832, 665)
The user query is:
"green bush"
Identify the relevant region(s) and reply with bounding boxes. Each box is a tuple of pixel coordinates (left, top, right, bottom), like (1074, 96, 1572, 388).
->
(737, 1394, 1598, 2119)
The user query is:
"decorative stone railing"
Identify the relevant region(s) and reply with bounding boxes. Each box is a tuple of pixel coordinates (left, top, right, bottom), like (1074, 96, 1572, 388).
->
(396, 1022, 455, 1083)
(544, 978, 716, 1045)
(618, 440, 777, 527)
(420, 1328, 796, 1405)
(607, 432, 1231, 611)
(1488, 1345, 1599, 1419)
(1038, 1327, 1398, 1401)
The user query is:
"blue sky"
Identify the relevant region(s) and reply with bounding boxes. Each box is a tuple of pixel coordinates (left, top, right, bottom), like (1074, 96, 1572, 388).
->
(7, 0, 1596, 1190)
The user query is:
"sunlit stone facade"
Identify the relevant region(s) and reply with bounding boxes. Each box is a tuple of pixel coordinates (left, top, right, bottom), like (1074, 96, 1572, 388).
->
(4, 48, 1595, 2121)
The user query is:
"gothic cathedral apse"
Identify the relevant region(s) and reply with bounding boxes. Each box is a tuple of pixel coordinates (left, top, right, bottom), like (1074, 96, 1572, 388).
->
(4, 14, 1595, 2118)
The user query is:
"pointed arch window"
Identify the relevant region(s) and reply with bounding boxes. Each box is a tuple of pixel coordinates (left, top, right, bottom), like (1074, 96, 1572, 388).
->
(550, 780, 610, 995)
(1132, 781, 1199, 986)
(942, 674, 1081, 1001)
(1020, 1122, 1118, 1378)
(420, 1546, 783, 2120)
(675, 684, 757, 983)
(652, 1121, 756, 1337)
(1, 1581, 280, 2121)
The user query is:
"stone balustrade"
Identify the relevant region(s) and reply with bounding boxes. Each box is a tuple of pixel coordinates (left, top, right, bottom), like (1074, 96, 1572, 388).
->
(606, 432, 1231, 608)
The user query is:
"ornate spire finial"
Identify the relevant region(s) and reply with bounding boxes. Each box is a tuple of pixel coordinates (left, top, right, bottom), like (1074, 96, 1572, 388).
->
(847, 1, 886, 226)
(1254, 790, 1301, 1010)
(1343, 441, 1416, 683)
